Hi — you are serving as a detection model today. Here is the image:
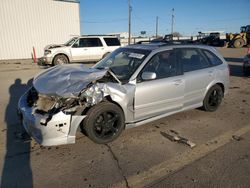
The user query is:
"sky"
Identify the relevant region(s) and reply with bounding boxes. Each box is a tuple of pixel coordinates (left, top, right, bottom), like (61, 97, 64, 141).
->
(79, 0, 250, 36)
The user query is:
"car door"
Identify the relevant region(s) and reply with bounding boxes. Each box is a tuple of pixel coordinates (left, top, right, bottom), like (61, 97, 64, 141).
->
(134, 49, 184, 121)
(86, 38, 105, 61)
(176, 48, 215, 107)
(70, 38, 90, 62)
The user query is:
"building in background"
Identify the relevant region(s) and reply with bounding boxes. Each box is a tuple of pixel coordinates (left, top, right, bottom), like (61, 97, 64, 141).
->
(0, 0, 80, 60)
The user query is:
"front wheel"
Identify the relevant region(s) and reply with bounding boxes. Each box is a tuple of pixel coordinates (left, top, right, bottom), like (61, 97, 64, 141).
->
(233, 38, 245, 48)
(82, 102, 125, 144)
(102, 52, 110, 59)
(53, 54, 69, 65)
(202, 85, 223, 112)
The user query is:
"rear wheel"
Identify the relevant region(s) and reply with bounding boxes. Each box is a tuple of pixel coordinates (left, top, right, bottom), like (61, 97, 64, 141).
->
(102, 52, 110, 59)
(82, 102, 125, 144)
(53, 54, 69, 65)
(233, 38, 245, 48)
(202, 85, 223, 112)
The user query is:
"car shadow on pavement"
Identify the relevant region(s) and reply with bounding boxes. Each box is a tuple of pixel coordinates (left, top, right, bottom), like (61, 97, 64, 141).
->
(229, 64, 245, 77)
(1, 79, 33, 188)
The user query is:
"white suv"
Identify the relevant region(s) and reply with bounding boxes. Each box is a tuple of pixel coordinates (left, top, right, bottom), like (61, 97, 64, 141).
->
(40, 35, 121, 65)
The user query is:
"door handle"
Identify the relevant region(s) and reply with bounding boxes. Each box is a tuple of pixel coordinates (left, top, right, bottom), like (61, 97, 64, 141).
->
(173, 79, 183, 85)
(83, 49, 88, 51)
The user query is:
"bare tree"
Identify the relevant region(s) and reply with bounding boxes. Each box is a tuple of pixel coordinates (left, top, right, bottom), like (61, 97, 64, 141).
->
(172, 32, 182, 37)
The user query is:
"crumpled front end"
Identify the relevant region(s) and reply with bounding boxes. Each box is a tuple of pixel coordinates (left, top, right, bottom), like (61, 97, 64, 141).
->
(18, 88, 85, 146)
(18, 64, 135, 146)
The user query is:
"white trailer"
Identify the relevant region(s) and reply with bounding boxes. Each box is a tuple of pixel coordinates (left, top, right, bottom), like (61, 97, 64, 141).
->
(0, 0, 80, 60)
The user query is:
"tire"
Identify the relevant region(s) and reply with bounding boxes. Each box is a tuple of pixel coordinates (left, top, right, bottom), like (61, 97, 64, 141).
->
(243, 66, 250, 76)
(102, 52, 110, 59)
(243, 65, 247, 76)
(82, 102, 125, 144)
(202, 85, 223, 112)
(233, 38, 245, 48)
(53, 54, 69, 65)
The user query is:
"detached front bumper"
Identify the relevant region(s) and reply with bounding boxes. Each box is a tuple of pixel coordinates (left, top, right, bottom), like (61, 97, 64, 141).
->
(18, 92, 85, 146)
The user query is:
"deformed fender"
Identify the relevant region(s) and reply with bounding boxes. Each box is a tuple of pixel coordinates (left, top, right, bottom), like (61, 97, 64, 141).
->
(101, 82, 136, 123)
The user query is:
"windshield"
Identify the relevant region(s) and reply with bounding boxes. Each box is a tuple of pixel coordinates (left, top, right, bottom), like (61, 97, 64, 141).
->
(93, 48, 150, 82)
(64, 37, 78, 46)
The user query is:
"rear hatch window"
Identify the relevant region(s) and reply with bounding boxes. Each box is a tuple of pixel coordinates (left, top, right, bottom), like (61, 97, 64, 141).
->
(104, 38, 121, 46)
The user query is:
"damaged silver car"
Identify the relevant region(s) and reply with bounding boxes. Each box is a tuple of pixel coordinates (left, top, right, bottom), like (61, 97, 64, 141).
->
(18, 44, 229, 146)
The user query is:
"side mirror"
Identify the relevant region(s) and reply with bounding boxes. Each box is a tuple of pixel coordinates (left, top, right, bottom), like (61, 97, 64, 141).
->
(141, 71, 156, 81)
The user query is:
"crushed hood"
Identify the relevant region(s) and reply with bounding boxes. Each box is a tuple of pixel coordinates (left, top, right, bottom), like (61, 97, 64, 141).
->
(44, 44, 64, 50)
(33, 64, 107, 98)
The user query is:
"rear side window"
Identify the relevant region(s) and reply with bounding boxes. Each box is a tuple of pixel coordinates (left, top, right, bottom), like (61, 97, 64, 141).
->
(73, 38, 103, 47)
(104, 38, 121, 46)
(202, 50, 223, 66)
(176, 48, 210, 72)
(86, 38, 103, 47)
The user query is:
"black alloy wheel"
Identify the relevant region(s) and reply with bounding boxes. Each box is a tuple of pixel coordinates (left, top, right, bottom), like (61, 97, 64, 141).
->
(202, 85, 223, 112)
(82, 102, 125, 144)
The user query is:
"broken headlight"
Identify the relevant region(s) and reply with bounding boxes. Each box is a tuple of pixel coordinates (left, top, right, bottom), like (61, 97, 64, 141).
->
(81, 84, 104, 106)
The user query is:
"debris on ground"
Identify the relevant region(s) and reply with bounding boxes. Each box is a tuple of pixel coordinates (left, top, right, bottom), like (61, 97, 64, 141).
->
(160, 131, 196, 148)
(170, 129, 179, 135)
(205, 140, 218, 146)
(229, 86, 240, 89)
(232, 135, 243, 141)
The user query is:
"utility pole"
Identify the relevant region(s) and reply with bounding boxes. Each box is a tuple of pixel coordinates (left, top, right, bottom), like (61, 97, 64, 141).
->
(171, 8, 174, 34)
(156, 16, 159, 38)
(128, 0, 132, 45)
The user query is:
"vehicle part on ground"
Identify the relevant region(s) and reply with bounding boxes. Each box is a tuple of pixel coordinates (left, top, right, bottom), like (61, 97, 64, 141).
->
(53, 54, 69, 65)
(202, 84, 223, 112)
(82, 101, 125, 144)
(160, 131, 196, 148)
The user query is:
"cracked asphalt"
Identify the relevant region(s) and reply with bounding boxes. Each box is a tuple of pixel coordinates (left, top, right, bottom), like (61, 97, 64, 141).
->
(0, 48, 250, 188)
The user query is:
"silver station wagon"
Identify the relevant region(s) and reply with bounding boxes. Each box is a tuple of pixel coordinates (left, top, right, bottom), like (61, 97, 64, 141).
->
(18, 43, 230, 146)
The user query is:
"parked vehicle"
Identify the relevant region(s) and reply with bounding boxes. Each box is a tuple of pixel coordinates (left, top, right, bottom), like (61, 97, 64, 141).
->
(226, 25, 250, 48)
(18, 43, 229, 146)
(243, 53, 250, 76)
(197, 31, 227, 47)
(40, 35, 121, 65)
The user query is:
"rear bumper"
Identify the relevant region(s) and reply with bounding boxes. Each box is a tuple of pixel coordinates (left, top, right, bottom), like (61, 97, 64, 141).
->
(18, 91, 85, 146)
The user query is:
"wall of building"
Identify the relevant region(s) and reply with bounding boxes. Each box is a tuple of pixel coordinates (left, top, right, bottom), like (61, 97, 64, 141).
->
(0, 0, 80, 60)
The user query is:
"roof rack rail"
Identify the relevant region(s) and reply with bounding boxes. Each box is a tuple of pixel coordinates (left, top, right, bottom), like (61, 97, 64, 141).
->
(80, 34, 118, 37)
(136, 39, 198, 46)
